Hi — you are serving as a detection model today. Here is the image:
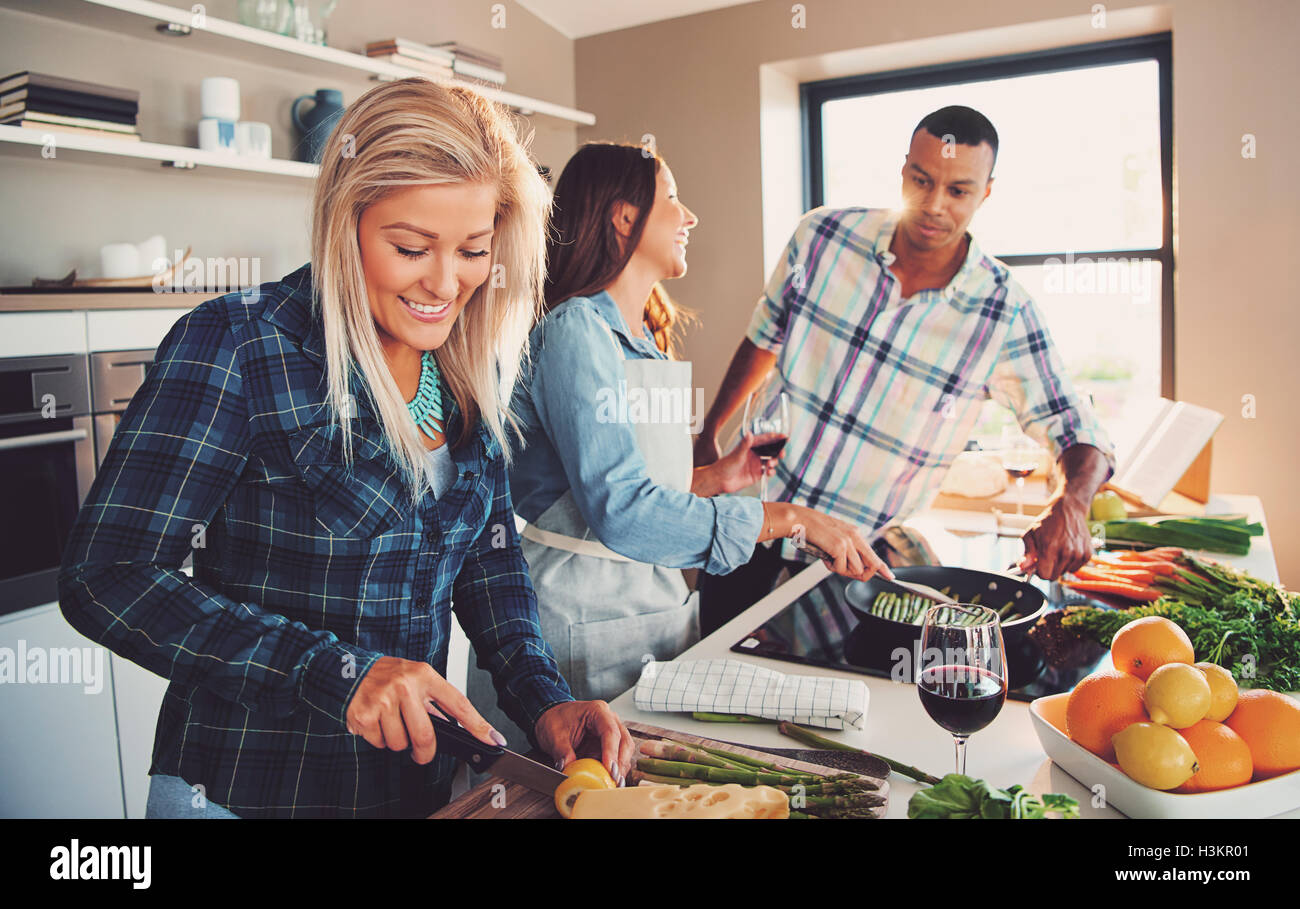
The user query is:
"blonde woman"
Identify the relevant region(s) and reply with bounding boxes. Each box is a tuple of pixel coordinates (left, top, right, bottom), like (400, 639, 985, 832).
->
(57, 78, 633, 819)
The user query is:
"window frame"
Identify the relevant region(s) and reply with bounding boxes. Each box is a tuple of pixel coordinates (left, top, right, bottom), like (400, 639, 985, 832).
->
(801, 32, 1174, 397)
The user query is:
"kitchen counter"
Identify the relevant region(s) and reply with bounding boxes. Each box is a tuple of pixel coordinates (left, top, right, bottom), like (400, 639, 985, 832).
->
(607, 494, 1299, 819)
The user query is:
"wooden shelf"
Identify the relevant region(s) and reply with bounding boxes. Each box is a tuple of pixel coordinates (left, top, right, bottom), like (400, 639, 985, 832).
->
(0, 0, 595, 125)
(0, 288, 212, 311)
(0, 123, 319, 178)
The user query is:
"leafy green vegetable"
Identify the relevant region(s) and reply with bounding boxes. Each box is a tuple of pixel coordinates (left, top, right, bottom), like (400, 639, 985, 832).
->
(907, 774, 1080, 819)
(1060, 569, 1300, 692)
(1102, 520, 1252, 556)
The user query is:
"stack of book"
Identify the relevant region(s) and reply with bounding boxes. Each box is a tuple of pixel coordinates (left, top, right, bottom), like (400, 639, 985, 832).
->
(0, 71, 140, 141)
(365, 38, 506, 86)
(432, 42, 506, 86)
(365, 38, 456, 80)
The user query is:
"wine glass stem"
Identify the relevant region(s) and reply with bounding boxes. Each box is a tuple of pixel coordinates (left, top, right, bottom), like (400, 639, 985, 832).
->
(759, 463, 769, 500)
(953, 735, 969, 776)
(1016, 476, 1025, 516)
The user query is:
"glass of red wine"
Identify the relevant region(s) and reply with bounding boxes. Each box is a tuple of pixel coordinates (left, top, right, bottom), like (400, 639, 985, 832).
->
(917, 604, 1008, 776)
(743, 385, 790, 500)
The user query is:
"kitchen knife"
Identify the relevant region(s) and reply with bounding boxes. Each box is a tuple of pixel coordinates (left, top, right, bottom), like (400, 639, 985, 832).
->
(427, 713, 568, 795)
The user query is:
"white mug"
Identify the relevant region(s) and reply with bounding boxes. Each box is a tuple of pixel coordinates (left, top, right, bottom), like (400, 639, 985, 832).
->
(236, 121, 272, 158)
(100, 243, 141, 279)
(200, 76, 240, 121)
(198, 117, 238, 153)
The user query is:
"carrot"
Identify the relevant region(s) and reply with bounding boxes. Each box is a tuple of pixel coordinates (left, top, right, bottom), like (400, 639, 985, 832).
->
(1092, 556, 1177, 576)
(1075, 566, 1155, 585)
(1106, 549, 1179, 566)
(1060, 578, 1162, 601)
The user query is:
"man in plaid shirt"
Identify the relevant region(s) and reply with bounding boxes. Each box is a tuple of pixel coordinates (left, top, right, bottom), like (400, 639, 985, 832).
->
(695, 106, 1116, 633)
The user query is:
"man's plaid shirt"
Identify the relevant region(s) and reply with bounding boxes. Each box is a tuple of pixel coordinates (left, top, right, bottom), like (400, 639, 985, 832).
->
(749, 207, 1116, 562)
(58, 263, 573, 818)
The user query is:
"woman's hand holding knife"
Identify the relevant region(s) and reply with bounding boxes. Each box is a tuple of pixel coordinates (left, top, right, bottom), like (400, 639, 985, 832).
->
(346, 656, 506, 765)
(345, 656, 635, 786)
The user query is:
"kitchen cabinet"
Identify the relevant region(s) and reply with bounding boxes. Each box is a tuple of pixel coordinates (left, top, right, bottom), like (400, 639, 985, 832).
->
(0, 602, 125, 818)
(110, 653, 168, 818)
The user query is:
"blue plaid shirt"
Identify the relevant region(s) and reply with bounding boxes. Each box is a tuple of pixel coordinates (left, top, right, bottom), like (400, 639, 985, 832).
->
(57, 263, 573, 818)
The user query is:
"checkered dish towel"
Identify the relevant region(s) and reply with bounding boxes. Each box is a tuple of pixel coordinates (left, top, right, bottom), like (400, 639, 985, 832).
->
(633, 659, 868, 730)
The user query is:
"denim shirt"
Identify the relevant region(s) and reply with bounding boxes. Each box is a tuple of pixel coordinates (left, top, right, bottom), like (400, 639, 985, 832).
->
(509, 291, 764, 575)
(57, 263, 573, 818)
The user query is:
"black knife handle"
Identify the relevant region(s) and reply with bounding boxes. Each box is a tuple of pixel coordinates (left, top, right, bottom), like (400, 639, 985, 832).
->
(428, 713, 505, 770)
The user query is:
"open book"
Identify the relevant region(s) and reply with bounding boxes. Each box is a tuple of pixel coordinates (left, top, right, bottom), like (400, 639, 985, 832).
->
(1109, 399, 1223, 508)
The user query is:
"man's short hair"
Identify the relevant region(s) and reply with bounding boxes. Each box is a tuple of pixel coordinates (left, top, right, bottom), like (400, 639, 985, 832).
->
(912, 105, 999, 178)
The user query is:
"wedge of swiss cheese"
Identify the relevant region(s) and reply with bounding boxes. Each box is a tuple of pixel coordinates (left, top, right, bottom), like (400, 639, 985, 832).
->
(570, 783, 789, 819)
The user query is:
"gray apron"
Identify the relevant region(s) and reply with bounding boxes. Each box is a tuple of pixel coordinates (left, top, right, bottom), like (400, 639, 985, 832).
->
(465, 324, 699, 749)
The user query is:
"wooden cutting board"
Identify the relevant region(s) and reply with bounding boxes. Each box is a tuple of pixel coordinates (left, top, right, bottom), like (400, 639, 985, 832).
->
(429, 720, 890, 819)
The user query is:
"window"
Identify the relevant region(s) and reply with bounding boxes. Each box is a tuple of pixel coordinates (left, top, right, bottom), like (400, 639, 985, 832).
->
(803, 35, 1172, 454)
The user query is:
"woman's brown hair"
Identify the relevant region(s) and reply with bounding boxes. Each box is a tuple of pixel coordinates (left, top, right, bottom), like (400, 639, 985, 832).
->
(544, 141, 693, 357)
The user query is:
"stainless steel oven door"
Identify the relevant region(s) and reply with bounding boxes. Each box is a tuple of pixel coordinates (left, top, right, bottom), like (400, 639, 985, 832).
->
(0, 354, 94, 617)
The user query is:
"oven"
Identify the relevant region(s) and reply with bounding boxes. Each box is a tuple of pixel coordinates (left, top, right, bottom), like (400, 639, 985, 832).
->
(0, 354, 95, 617)
(90, 349, 155, 467)
(0, 348, 157, 617)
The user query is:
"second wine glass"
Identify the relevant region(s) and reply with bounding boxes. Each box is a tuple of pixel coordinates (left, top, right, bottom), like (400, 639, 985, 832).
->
(743, 386, 790, 500)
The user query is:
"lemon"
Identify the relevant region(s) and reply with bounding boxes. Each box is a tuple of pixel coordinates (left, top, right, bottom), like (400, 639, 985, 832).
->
(562, 758, 615, 789)
(1195, 662, 1239, 722)
(1089, 490, 1128, 522)
(1143, 662, 1212, 728)
(555, 759, 616, 819)
(1112, 722, 1200, 790)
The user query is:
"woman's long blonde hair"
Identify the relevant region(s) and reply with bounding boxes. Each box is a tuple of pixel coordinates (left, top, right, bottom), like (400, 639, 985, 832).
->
(310, 77, 549, 506)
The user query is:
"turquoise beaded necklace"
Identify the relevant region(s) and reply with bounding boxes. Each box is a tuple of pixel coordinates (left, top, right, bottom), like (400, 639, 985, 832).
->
(406, 349, 445, 441)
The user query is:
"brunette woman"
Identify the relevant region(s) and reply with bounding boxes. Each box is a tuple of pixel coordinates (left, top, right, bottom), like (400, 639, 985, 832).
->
(466, 143, 891, 742)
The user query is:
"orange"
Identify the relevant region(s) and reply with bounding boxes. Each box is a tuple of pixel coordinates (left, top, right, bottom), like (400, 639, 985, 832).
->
(1066, 669, 1149, 762)
(1223, 690, 1300, 780)
(1174, 720, 1253, 792)
(1110, 616, 1195, 680)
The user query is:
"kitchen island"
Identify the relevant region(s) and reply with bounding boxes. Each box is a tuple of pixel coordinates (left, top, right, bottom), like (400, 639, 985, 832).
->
(606, 494, 1298, 819)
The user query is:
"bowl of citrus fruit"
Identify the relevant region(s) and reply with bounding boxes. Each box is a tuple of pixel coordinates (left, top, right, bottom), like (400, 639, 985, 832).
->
(1029, 615, 1300, 818)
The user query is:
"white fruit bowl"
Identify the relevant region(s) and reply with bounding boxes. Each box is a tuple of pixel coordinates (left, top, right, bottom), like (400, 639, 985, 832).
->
(1029, 692, 1300, 819)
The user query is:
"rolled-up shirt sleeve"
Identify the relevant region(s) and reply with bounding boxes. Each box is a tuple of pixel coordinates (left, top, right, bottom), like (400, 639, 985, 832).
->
(531, 303, 764, 575)
(56, 301, 382, 726)
(986, 290, 1117, 481)
(452, 455, 573, 739)
(746, 211, 814, 354)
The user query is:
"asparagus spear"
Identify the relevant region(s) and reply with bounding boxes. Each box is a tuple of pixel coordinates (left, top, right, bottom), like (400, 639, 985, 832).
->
(777, 722, 942, 786)
(690, 711, 774, 724)
(637, 757, 830, 787)
(639, 740, 744, 770)
(636, 770, 875, 796)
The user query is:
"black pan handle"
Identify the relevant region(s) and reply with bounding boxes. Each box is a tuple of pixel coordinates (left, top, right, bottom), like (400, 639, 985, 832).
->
(427, 713, 505, 771)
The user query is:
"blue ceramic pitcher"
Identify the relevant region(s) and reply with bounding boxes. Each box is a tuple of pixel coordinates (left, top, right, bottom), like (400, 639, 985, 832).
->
(291, 88, 344, 163)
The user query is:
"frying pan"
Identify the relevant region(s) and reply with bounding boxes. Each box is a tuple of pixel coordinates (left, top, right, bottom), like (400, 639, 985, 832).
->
(842, 565, 1048, 690)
